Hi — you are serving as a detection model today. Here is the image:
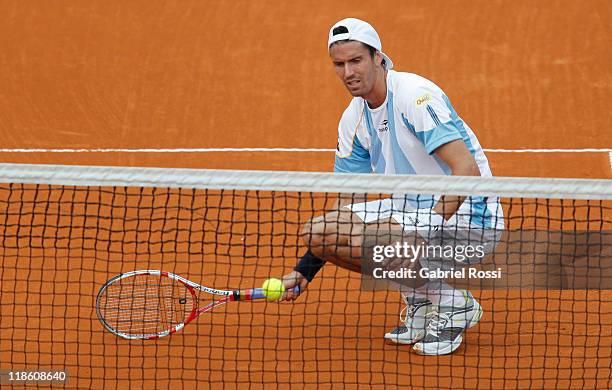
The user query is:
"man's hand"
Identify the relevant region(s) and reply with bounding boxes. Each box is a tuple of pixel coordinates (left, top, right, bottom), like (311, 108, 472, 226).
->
(280, 270, 309, 301)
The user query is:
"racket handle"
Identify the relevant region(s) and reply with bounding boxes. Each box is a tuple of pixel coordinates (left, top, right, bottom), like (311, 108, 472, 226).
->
(241, 285, 301, 300)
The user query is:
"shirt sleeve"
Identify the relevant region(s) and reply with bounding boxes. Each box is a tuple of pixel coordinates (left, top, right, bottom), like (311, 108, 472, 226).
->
(334, 136, 371, 173)
(403, 90, 463, 155)
(333, 104, 371, 173)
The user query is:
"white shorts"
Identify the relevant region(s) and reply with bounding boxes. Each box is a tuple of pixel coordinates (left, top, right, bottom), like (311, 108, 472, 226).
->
(346, 198, 470, 228)
(346, 198, 502, 268)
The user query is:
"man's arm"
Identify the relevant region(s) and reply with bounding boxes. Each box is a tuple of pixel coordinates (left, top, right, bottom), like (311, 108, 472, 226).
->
(431, 139, 480, 220)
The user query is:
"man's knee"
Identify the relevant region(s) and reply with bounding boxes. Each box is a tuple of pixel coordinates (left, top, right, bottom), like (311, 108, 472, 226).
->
(301, 214, 331, 257)
(300, 211, 362, 258)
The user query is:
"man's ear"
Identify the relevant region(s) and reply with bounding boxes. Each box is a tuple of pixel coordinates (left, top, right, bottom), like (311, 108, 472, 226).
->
(376, 51, 384, 67)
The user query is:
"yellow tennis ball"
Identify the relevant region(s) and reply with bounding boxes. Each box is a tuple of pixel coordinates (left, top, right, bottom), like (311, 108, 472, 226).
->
(262, 278, 285, 301)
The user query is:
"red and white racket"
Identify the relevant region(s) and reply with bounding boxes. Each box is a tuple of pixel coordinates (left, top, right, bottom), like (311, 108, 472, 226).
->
(96, 270, 298, 340)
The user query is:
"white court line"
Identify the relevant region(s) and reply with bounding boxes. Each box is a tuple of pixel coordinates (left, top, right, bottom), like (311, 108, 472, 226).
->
(0, 148, 335, 153)
(0, 148, 611, 153)
(483, 148, 612, 153)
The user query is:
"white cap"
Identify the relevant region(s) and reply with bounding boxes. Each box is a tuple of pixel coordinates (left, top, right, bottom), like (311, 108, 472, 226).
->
(327, 18, 394, 70)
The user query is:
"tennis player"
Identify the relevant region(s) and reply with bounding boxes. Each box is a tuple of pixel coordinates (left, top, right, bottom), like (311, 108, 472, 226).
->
(282, 18, 503, 355)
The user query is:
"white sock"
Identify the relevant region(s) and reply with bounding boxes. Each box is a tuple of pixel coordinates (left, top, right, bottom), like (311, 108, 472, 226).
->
(398, 285, 428, 304)
(417, 280, 468, 308)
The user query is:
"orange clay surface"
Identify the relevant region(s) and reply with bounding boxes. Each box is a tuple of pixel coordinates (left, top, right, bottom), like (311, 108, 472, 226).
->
(0, 1, 610, 389)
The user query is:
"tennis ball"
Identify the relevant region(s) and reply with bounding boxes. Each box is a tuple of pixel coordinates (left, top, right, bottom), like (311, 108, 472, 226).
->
(262, 278, 285, 301)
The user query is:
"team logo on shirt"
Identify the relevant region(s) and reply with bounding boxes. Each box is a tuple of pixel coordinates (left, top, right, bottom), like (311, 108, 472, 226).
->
(415, 94, 432, 106)
(377, 120, 389, 132)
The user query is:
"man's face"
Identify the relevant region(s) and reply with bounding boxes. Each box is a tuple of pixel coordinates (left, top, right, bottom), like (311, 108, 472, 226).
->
(329, 41, 381, 97)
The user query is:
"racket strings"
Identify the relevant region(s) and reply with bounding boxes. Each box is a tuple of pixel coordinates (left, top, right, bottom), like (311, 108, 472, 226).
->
(99, 274, 195, 336)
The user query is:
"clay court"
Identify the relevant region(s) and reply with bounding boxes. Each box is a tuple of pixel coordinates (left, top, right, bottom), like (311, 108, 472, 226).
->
(0, 1, 611, 389)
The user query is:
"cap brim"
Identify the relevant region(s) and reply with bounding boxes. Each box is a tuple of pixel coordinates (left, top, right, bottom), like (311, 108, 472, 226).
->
(380, 52, 393, 70)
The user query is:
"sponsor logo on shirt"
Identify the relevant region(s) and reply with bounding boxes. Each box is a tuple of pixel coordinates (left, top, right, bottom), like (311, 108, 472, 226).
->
(415, 94, 432, 106)
(377, 119, 389, 132)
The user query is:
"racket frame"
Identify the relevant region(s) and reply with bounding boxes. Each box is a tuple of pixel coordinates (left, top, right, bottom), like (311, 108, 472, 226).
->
(96, 269, 275, 340)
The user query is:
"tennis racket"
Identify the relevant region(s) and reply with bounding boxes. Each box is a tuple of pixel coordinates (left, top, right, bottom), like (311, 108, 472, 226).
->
(96, 270, 299, 340)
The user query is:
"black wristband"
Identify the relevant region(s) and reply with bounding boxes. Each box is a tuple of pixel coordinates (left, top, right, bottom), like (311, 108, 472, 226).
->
(294, 249, 326, 282)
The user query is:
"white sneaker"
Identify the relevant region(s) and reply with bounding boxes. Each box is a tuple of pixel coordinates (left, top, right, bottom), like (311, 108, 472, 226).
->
(384, 296, 433, 344)
(412, 291, 483, 355)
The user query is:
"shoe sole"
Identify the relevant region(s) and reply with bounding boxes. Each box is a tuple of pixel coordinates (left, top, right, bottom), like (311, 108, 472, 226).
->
(413, 334, 463, 355)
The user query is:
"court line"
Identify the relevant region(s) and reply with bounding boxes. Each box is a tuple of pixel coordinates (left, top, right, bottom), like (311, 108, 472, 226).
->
(0, 148, 611, 153)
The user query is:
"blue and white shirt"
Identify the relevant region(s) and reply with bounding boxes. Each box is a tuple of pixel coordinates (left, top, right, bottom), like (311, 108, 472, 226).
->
(334, 71, 504, 229)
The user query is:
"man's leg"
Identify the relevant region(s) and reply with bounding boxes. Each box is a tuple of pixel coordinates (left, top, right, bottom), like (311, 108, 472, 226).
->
(301, 204, 436, 345)
(411, 227, 502, 355)
(300, 208, 366, 272)
(282, 205, 367, 300)
(303, 206, 430, 281)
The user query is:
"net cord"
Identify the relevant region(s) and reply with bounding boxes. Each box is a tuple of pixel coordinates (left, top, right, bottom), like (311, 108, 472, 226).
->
(0, 163, 610, 200)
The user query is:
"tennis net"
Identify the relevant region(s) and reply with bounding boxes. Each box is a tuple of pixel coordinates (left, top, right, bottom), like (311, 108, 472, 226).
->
(0, 163, 610, 389)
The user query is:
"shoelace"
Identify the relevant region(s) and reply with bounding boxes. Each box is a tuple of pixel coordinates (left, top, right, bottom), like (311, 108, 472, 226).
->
(399, 303, 420, 324)
(424, 310, 450, 337)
